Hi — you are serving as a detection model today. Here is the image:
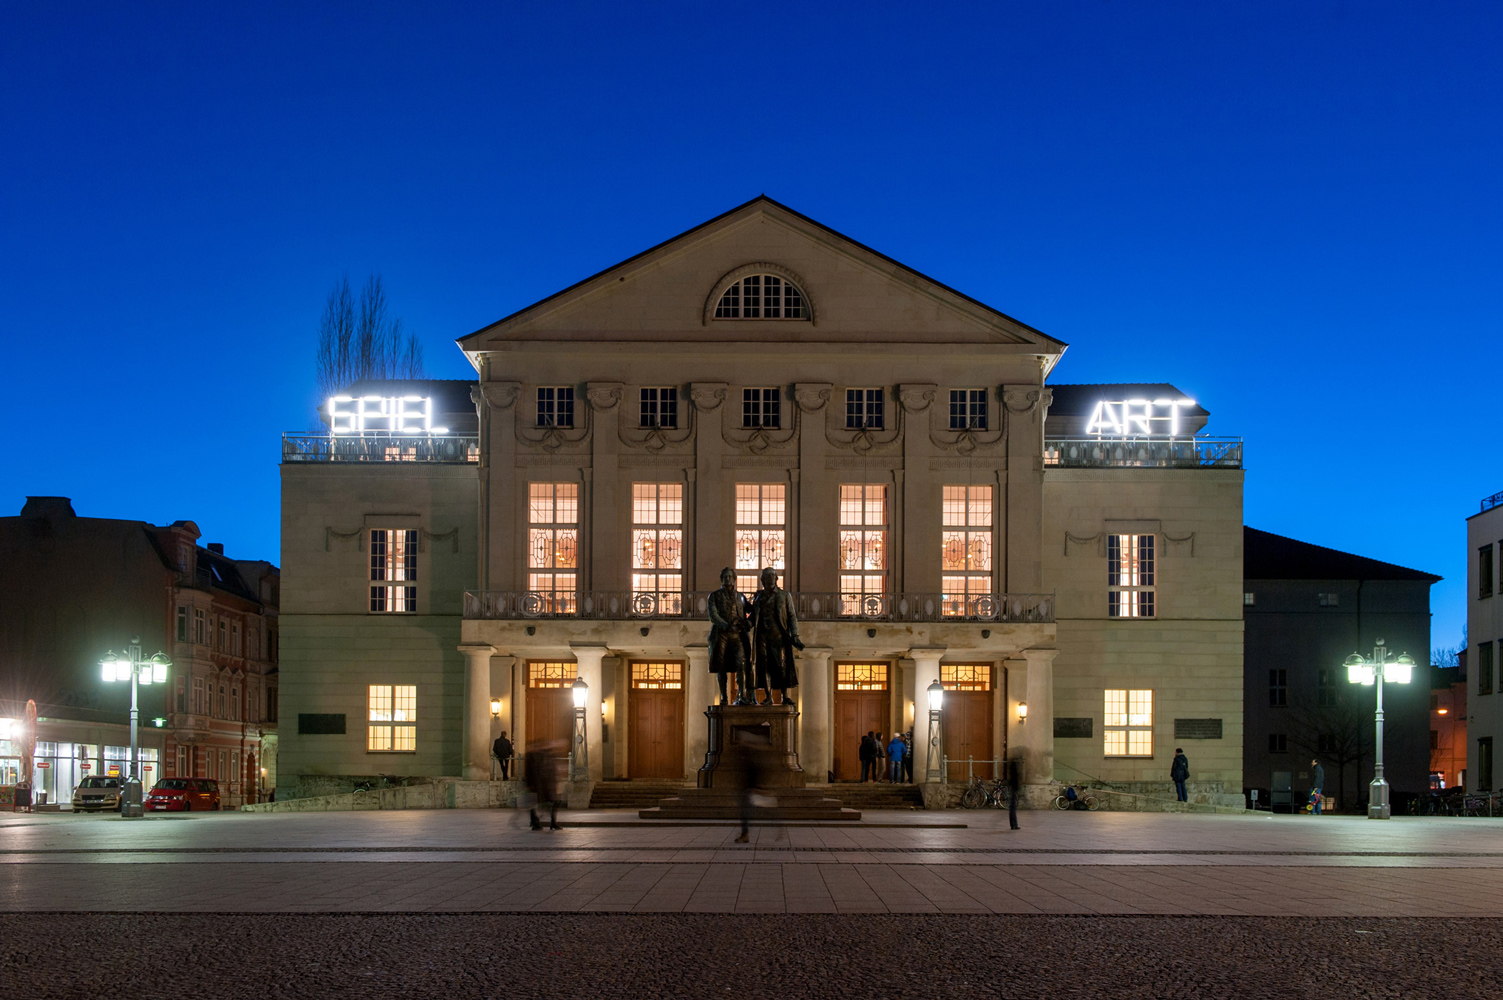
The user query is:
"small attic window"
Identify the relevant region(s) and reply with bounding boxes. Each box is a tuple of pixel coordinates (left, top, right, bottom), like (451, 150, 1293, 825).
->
(715, 274, 808, 320)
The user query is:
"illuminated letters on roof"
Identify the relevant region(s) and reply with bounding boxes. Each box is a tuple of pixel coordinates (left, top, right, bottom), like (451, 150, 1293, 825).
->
(328, 396, 449, 435)
(1085, 399, 1196, 437)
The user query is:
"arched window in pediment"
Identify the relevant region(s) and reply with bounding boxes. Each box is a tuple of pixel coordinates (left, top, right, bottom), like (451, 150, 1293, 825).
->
(714, 273, 809, 320)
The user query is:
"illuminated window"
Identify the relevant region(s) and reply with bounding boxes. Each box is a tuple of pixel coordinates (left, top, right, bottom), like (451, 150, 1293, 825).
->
(940, 664, 991, 691)
(743, 388, 780, 428)
(836, 663, 889, 691)
(640, 387, 678, 429)
(537, 387, 574, 428)
(1104, 689, 1153, 757)
(1108, 534, 1155, 618)
(370, 529, 418, 613)
(941, 485, 992, 615)
(839, 484, 888, 614)
(528, 483, 579, 613)
(846, 389, 883, 429)
(715, 274, 808, 319)
(632, 483, 683, 614)
(528, 661, 578, 688)
(630, 661, 684, 690)
(367, 685, 417, 751)
(949, 390, 987, 430)
(735, 483, 786, 593)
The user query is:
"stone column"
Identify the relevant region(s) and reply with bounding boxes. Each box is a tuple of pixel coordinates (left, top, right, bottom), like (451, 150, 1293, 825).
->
(1023, 647, 1059, 784)
(570, 643, 607, 785)
(799, 646, 832, 783)
(490, 655, 516, 739)
(458, 644, 495, 780)
(908, 646, 946, 785)
(684, 644, 711, 778)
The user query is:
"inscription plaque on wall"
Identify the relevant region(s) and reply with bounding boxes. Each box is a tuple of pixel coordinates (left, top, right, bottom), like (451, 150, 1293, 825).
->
(1053, 717, 1094, 739)
(1174, 718, 1223, 740)
(298, 713, 347, 735)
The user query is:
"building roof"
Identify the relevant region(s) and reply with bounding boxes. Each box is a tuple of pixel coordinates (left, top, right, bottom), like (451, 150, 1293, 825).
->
(1244, 526, 1441, 583)
(1045, 384, 1207, 418)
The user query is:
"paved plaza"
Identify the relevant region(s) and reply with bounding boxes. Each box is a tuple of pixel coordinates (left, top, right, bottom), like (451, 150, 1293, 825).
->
(3, 809, 1502, 997)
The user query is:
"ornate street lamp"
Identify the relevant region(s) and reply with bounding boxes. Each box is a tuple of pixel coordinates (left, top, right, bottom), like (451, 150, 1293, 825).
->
(1343, 638, 1415, 819)
(100, 639, 171, 818)
(925, 679, 944, 782)
(569, 676, 589, 783)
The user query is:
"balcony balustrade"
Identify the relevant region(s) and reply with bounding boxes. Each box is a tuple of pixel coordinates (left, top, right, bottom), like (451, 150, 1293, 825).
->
(1483, 489, 1503, 514)
(463, 590, 1053, 624)
(281, 433, 480, 464)
(1044, 436, 1242, 469)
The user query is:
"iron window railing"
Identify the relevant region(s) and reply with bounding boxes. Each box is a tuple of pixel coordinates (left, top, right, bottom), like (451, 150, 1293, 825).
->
(1044, 436, 1242, 469)
(463, 590, 1053, 623)
(281, 434, 479, 463)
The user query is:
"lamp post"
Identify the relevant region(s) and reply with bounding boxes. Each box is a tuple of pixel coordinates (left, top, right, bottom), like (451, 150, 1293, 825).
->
(1343, 638, 1415, 820)
(925, 679, 944, 782)
(100, 638, 170, 818)
(569, 676, 589, 783)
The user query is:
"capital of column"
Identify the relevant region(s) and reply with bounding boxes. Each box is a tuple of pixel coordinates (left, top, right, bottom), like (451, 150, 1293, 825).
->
(907, 645, 946, 666)
(458, 643, 497, 658)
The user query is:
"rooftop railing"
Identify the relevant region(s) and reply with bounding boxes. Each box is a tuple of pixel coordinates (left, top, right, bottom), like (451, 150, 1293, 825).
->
(282, 433, 480, 464)
(1044, 436, 1242, 469)
(1484, 490, 1503, 514)
(463, 590, 1053, 624)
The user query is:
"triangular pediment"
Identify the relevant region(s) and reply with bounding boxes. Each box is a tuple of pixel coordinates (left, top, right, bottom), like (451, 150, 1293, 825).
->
(458, 197, 1065, 355)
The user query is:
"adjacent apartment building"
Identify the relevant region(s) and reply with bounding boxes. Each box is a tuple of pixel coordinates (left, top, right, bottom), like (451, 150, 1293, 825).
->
(0, 497, 280, 807)
(277, 197, 1246, 806)
(1468, 489, 1503, 791)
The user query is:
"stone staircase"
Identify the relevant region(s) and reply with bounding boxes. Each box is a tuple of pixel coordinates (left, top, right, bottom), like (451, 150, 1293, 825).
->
(817, 783, 925, 810)
(588, 780, 695, 810)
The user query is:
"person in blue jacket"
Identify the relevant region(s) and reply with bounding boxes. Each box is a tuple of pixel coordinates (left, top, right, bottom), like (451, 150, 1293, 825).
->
(887, 733, 906, 783)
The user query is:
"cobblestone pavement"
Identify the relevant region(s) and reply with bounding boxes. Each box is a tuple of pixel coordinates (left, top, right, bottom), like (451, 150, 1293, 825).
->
(2, 912, 1496, 999)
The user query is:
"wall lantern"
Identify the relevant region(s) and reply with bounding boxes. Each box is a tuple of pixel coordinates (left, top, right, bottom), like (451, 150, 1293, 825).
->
(489, 699, 503, 718)
(1017, 702, 1028, 724)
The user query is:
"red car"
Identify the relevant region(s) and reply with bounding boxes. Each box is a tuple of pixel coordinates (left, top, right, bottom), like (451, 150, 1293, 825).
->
(145, 777, 221, 811)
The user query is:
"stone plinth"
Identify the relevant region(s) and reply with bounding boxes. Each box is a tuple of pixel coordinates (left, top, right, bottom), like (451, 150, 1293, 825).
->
(640, 786, 858, 821)
(696, 703, 805, 789)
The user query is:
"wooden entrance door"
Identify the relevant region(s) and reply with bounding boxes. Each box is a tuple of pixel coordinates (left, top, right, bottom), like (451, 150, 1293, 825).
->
(832, 662, 891, 781)
(526, 661, 577, 751)
(628, 661, 685, 779)
(941, 664, 994, 780)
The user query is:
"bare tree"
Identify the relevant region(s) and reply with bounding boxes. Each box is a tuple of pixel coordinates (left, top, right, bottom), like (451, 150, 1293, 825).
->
(1433, 624, 1467, 670)
(1289, 695, 1373, 810)
(316, 275, 425, 399)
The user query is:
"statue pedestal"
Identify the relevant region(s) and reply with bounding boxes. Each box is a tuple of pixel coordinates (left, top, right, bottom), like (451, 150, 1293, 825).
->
(640, 704, 859, 821)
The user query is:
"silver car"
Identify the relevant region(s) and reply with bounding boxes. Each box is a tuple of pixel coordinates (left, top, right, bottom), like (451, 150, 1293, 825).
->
(72, 775, 125, 812)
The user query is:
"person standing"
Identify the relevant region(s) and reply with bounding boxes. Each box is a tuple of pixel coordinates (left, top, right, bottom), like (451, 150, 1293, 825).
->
(1310, 758, 1325, 815)
(859, 732, 876, 783)
(874, 732, 887, 782)
(887, 733, 906, 784)
(902, 731, 914, 783)
(493, 731, 514, 781)
(1170, 747, 1189, 802)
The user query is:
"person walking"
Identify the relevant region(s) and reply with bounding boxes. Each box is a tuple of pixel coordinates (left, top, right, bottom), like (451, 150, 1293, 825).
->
(902, 731, 914, 783)
(874, 732, 887, 782)
(887, 733, 906, 784)
(1170, 747, 1189, 802)
(859, 732, 876, 783)
(493, 731, 514, 781)
(1006, 749, 1024, 830)
(1309, 758, 1325, 815)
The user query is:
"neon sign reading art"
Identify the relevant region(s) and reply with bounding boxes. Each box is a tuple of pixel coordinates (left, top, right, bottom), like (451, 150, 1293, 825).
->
(1085, 399, 1196, 437)
(327, 396, 449, 435)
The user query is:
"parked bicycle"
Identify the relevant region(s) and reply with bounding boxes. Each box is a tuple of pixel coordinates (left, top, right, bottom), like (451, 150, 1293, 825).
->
(960, 775, 1010, 809)
(1053, 784, 1100, 811)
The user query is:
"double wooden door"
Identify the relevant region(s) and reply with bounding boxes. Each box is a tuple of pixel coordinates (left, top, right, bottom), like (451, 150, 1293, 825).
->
(942, 690, 995, 780)
(629, 688, 684, 779)
(526, 687, 573, 751)
(833, 690, 891, 781)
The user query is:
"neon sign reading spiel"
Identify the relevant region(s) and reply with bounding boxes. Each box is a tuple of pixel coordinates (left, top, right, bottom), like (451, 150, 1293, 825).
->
(1085, 398, 1196, 437)
(327, 396, 449, 435)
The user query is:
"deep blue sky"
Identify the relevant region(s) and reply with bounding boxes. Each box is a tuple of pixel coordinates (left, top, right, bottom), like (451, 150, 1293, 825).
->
(3, 3, 1497, 650)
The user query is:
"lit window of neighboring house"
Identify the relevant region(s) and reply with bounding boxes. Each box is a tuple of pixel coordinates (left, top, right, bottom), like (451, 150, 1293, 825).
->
(742, 388, 780, 428)
(949, 389, 987, 430)
(632, 483, 683, 614)
(714, 274, 808, 319)
(846, 389, 883, 429)
(941, 485, 992, 616)
(368, 685, 417, 752)
(735, 483, 786, 594)
(839, 484, 888, 614)
(1104, 689, 1153, 756)
(640, 387, 678, 428)
(528, 483, 579, 613)
(370, 529, 418, 613)
(537, 387, 574, 428)
(1108, 534, 1155, 618)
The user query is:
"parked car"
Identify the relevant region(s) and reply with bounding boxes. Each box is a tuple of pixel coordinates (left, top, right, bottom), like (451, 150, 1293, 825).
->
(144, 777, 221, 812)
(71, 775, 125, 812)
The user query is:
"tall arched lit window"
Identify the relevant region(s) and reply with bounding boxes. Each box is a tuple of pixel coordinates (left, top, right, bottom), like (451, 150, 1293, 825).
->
(714, 274, 809, 319)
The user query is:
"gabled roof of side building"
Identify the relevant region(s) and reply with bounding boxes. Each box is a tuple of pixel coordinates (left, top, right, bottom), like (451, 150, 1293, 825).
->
(1244, 526, 1441, 583)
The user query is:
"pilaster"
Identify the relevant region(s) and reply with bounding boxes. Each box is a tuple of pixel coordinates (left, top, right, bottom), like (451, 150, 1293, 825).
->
(570, 643, 607, 784)
(458, 643, 495, 780)
(799, 646, 832, 782)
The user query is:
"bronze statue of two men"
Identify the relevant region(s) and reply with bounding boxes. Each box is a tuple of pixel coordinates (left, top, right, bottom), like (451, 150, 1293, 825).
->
(707, 566, 804, 707)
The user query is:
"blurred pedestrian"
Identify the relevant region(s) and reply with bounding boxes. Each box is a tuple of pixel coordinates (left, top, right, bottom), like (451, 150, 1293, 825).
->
(902, 732, 914, 783)
(1007, 749, 1024, 830)
(1309, 758, 1325, 815)
(859, 732, 876, 782)
(524, 738, 566, 831)
(493, 731, 514, 780)
(887, 733, 906, 783)
(1170, 747, 1189, 802)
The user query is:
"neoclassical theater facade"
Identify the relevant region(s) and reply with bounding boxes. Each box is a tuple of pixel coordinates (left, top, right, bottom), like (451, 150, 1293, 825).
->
(277, 197, 1245, 804)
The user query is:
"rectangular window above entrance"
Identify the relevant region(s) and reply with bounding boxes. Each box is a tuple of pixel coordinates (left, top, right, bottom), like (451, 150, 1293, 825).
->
(836, 663, 888, 691)
(630, 661, 683, 690)
(839, 484, 888, 615)
(632, 483, 683, 615)
(528, 483, 579, 614)
(735, 483, 786, 593)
